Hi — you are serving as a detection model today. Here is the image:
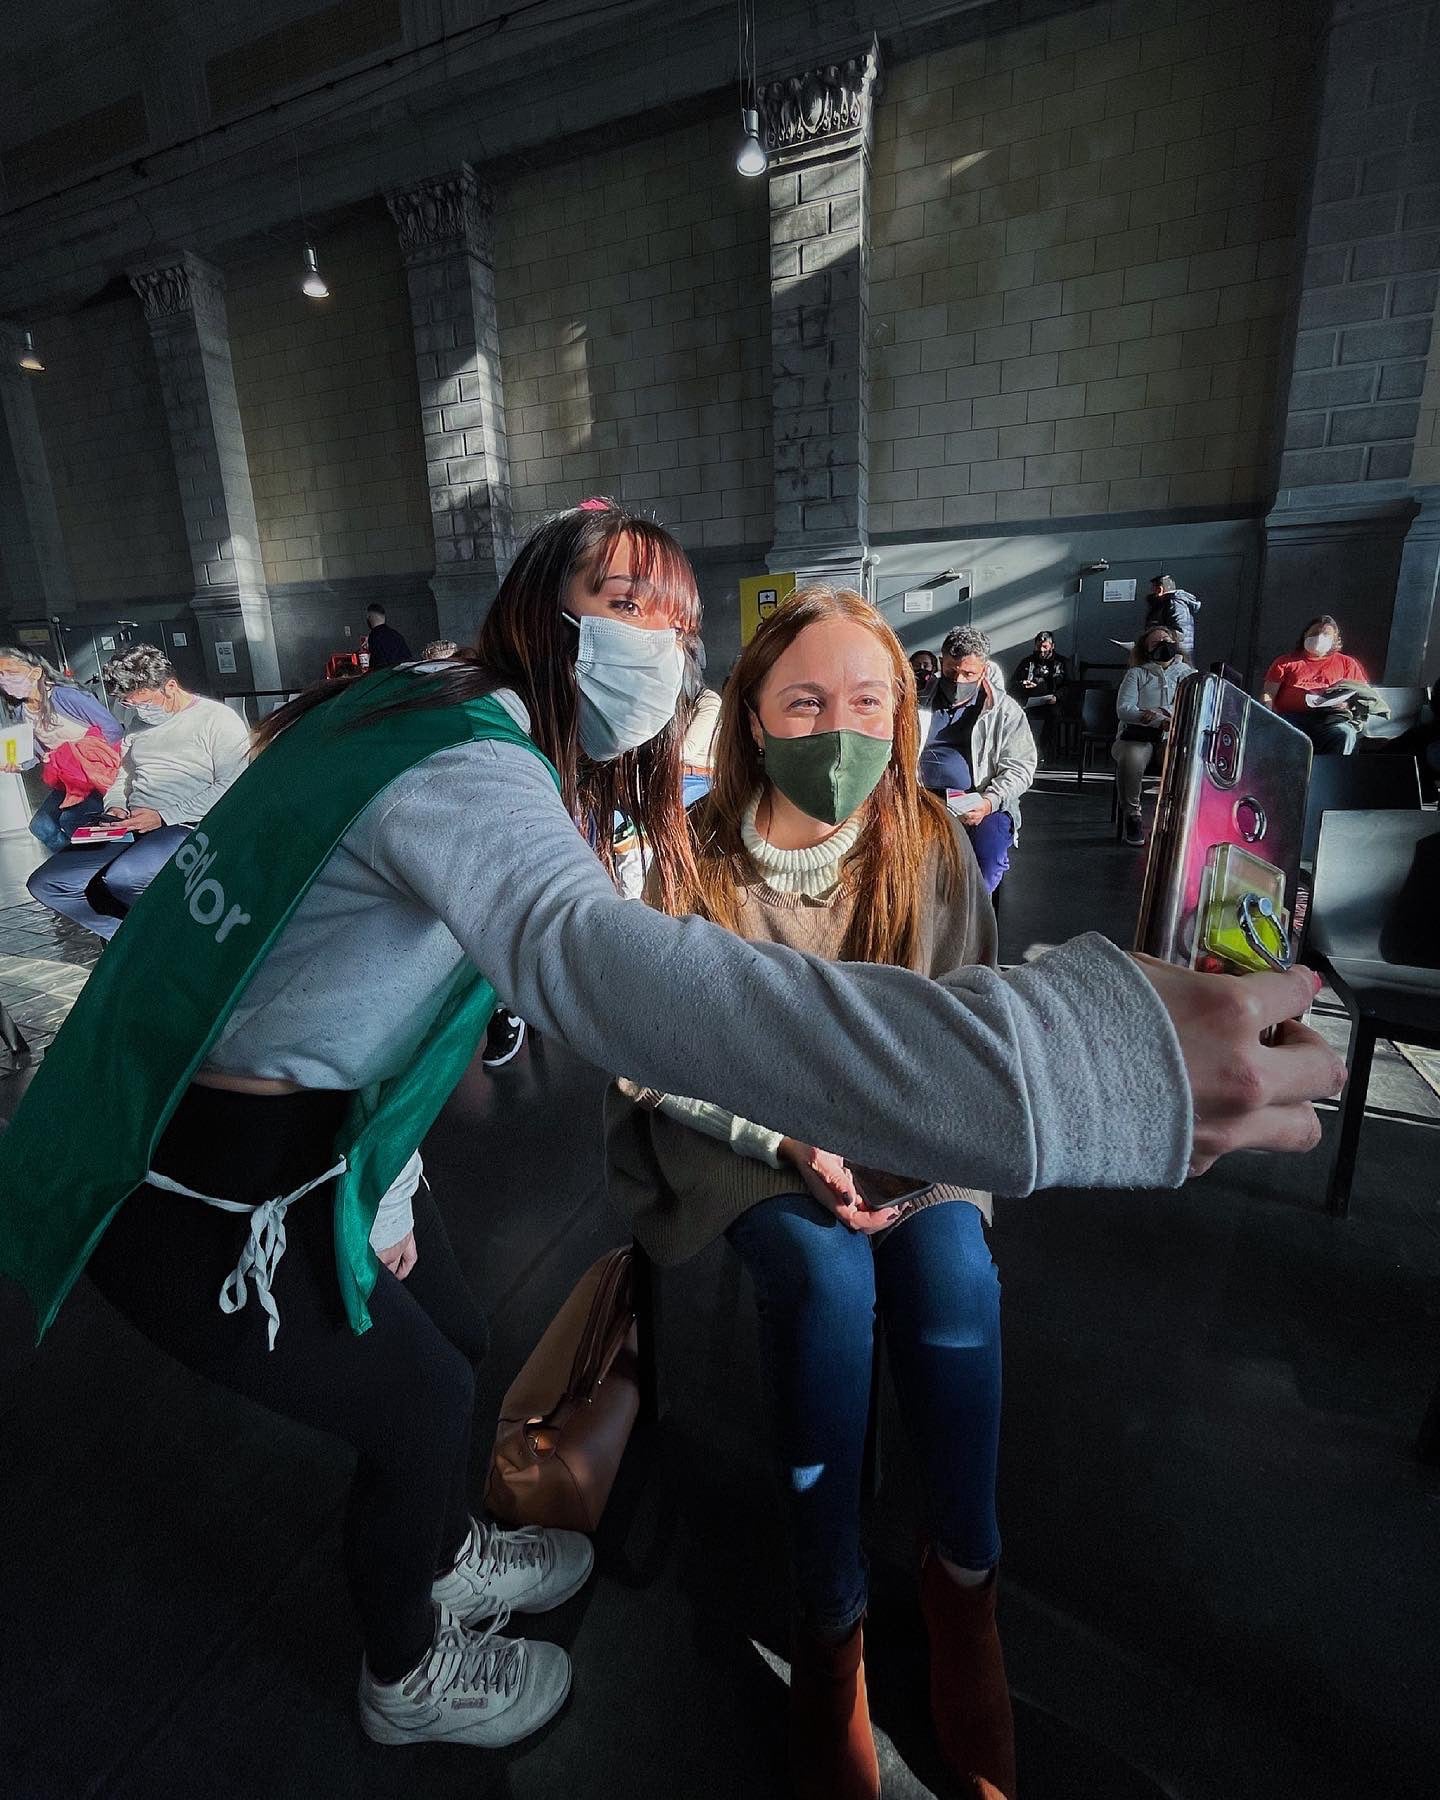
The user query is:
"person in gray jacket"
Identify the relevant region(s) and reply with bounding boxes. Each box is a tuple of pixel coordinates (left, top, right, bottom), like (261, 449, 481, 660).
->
(1144, 574, 1200, 656)
(1113, 626, 1196, 846)
(917, 625, 1037, 892)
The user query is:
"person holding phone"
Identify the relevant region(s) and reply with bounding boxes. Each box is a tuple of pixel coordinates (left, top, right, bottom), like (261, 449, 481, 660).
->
(607, 587, 1015, 1800)
(1113, 626, 1196, 847)
(1, 503, 1346, 1776)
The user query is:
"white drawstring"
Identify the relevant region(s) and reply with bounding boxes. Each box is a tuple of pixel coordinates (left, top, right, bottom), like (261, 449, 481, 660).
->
(143, 1158, 348, 1351)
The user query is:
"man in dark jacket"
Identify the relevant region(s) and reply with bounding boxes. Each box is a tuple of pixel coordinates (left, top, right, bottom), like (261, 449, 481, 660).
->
(1144, 575, 1200, 656)
(1008, 631, 1068, 763)
(364, 604, 413, 669)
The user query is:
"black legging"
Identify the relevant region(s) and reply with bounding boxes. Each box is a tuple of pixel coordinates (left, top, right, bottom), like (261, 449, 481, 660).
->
(88, 1085, 488, 1681)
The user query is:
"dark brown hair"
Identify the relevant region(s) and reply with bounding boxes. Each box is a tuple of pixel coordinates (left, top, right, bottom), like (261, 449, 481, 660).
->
(253, 502, 701, 907)
(1296, 614, 1343, 654)
(664, 585, 964, 968)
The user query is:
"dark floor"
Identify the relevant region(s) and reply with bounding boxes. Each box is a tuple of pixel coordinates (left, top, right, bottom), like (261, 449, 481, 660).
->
(2, 783, 1439, 1800)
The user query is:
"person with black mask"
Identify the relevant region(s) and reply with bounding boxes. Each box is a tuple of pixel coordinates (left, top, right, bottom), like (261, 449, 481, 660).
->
(1113, 626, 1194, 847)
(1007, 631, 1068, 762)
(909, 648, 939, 688)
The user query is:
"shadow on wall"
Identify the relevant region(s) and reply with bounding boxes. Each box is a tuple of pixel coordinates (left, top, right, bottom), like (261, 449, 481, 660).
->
(872, 525, 1263, 683)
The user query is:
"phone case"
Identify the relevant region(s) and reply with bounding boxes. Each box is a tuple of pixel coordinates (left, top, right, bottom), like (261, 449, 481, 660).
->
(1135, 673, 1312, 975)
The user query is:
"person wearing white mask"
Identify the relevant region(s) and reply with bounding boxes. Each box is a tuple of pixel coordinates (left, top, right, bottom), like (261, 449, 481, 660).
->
(24, 644, 250, 938)
(1, 500, 1346, 1764)
(1261, 613, 1371, 754)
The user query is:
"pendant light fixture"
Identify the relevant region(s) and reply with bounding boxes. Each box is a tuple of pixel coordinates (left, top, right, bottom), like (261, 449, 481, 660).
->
(17, 329, 44, 372)
(735, 0, 767, 176)
(293, 136, 331, 301)
(301, 243, 330, 299)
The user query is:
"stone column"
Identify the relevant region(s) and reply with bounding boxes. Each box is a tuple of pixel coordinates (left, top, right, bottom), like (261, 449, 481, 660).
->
(0, 319, 76, 617)
(1256, 0, 1440, 678)
(128, 253, 280, 692)
(386, 165, 514, 643)
(760, 39, 882, 597)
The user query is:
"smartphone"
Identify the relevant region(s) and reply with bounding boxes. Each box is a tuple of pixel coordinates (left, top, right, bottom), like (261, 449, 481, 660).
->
(849, 1164, 933, 1212)
(1135, 672, 1313, 975)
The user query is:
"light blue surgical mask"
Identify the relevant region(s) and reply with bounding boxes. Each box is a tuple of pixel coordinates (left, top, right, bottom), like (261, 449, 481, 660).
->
(130, 702, 171, 726)
(565, 612, 686, 760)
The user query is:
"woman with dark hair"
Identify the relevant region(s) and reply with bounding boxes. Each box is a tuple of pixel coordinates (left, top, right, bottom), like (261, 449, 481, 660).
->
(1113, 625, 1197, 847)
(1261, 615, 1371, 754)
(0, 501, 1344, 1763)
(0, 644, 122, 848)
(608, 587, 1013, 1800)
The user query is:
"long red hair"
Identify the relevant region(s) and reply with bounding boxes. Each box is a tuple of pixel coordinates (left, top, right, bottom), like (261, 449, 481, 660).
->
(669, 586, 964, 966)
(253, 501, 701, 908)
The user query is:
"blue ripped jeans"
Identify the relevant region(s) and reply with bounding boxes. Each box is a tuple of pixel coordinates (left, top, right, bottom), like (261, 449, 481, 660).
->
(728, 1193, 1002, 1637)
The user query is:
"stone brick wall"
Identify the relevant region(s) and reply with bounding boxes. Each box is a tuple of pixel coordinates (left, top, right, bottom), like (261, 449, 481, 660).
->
(227, 213, 433, 586)
(1275, 0, 1439, 488)
(1414, 333, 1440, 484)
(29, 299, 192, 605)
(867, 0, 1313, 532)
(493, 115, 772, 550)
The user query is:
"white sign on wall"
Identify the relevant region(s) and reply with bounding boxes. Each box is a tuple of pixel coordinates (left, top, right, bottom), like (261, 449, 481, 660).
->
(172, 631, 188, 647)
(214, 640, 237, 674)
(1103, 578, 1137, 605)
(902, 589, 934, 614)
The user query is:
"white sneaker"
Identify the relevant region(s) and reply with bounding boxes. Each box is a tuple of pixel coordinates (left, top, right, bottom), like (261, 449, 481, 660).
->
(433, 1515, 594, 1626)
(358, 1604, 571, 1748)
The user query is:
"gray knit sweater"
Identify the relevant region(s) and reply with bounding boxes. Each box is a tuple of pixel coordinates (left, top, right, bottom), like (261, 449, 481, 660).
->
(207, 692, 1194, 1200)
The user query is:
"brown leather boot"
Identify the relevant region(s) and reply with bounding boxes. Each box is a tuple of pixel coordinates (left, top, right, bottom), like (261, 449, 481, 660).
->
(788, 1617, 880, 1800)
(919, 1546, 1017, 1799)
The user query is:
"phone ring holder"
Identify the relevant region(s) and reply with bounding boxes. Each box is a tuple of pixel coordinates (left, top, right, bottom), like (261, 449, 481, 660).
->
(1236, 891, 1292, 971)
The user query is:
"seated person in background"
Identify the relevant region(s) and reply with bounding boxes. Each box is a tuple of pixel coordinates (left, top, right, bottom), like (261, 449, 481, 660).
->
(680, 638, 722, 808)
(1144, 573, 1200, 657)
(917, 625, 1036, 894)
(607, 584, 1014, 1800)
(1113, 626, 1195, 848)
(1261, 614, 1370, 756)
(909, 647, 939, 687)
(0, 646, 124, 849)
(26, 645, 250, 939)
(1007, 630, 1068, 762)
(364, 604, 412, 669)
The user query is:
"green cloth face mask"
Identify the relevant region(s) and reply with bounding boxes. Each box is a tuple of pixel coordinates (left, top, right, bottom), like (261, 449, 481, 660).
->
(762, 727, 893, 826)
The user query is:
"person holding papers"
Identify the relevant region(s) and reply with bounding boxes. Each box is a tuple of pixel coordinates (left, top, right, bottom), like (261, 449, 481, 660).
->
(917, 625, 1036, 893)
(1261, 615, 1372, 755)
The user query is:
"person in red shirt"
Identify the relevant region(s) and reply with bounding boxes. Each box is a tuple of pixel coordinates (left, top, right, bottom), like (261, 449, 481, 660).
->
(1261, 614, 1370, 754)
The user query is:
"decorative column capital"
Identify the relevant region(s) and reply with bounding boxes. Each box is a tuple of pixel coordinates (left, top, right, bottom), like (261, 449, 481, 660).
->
(760, 36, 883, 163)
(386, 164, 494, 260)
(128, 252, 226, 329)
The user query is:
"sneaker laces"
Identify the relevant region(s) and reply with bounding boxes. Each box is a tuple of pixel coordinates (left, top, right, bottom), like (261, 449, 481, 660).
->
(422, 1605, 524, 1704)
(473, 1517, 551, 1582)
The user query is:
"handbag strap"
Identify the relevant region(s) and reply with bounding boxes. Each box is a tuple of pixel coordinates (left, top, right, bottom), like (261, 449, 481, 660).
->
(562, 1247, 635, 1406)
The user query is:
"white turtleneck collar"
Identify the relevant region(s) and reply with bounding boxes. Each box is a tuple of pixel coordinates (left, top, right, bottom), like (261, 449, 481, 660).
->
(741, 789, 865, 898)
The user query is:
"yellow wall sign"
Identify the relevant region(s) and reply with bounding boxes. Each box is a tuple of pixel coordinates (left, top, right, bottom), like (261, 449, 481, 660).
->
(739, 572, 796, 646)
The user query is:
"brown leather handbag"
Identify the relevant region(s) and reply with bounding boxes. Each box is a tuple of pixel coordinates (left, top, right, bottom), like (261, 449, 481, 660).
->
(485, 1246, 640, 1534)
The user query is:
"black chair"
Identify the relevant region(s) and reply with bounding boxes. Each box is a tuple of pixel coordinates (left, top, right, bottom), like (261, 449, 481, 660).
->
(1072, 684, 1117, 787)
(1307, 810, 1440, 1217)
(1299, 753, 1422, 866)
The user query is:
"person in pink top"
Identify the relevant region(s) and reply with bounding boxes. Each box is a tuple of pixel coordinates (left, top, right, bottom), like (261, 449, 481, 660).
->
(1261, 614, 1371, 754)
